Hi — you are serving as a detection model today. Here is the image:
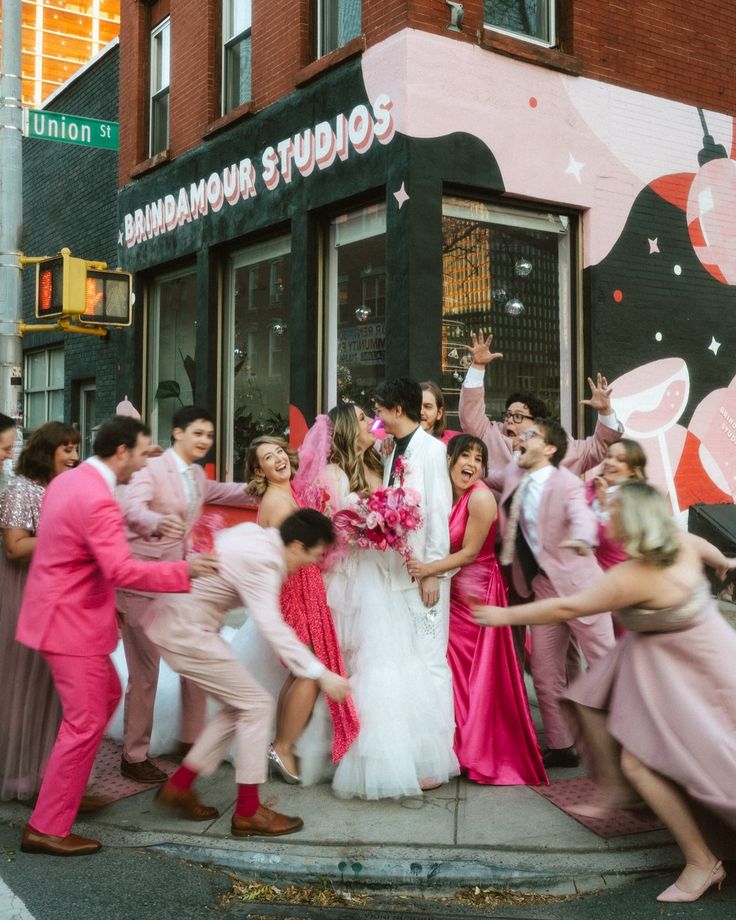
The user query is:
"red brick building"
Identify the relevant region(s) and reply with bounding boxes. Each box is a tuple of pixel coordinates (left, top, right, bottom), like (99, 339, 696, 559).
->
(116, 0, 736, 513)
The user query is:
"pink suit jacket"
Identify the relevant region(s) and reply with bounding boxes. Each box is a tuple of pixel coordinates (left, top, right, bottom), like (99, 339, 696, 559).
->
(497, 462, 604, 616)
(459, 385, 620, 475)
(16, 462, 191, 657)
(119, 448, 254, 563)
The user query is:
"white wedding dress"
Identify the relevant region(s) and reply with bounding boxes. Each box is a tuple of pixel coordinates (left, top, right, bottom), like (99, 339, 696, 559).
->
(323, 468, 459, 799)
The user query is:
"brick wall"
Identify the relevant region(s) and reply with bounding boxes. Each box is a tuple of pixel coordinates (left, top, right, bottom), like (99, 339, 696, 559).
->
(118, 0, 736, 184)
(22, 43, 136, 427)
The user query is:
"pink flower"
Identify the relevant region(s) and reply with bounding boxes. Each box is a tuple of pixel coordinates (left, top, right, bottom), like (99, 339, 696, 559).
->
(365, 511, 382, 530)
(384, 508, 400, 527)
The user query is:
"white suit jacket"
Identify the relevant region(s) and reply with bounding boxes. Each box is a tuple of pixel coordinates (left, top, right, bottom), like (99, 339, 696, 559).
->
(382, 426, 452, 591)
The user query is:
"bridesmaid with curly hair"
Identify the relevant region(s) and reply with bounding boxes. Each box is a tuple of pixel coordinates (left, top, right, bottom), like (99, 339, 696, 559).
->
(244, 436, 358, 784)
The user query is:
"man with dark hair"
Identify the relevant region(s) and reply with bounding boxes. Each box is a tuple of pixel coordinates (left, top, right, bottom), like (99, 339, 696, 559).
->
(373, 378, 458, 786)
(459, 329, 622, 475)
(494, 418, 615, 768)
(145, 509, 350, 837)
(15, 415, 218, 857)
(117, 406, 254, 783)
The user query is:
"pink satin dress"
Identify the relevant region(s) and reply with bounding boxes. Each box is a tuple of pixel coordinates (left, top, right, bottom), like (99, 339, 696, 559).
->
(258, 490, 360, 763)
(448, 483, 547, 785)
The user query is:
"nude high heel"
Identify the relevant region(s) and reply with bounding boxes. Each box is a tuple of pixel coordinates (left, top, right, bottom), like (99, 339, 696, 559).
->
(656, 861, 726, 903)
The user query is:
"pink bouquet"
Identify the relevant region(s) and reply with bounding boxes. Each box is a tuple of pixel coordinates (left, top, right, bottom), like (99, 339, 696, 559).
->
(332, 458, 422, 561)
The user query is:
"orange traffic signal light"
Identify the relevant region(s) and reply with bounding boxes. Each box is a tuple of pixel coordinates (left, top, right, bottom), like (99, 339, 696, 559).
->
(34, 249, 132, 326)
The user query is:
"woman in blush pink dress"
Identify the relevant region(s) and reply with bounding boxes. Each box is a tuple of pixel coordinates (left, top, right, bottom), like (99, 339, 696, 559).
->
(419, 381, 461, 446)
(0, 422, 80, 801)
(474, 481, 736, 904)
(244, 436, 359, 784)
(408, 434, 546, 786)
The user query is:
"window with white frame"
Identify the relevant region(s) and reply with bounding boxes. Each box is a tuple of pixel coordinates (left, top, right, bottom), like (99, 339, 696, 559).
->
(150, 17, 170, 156)
(24, 348, 65, 430)
(316, 0, 361, 58)
(222, 0, 252, 114)
(484, 0, 555, 46)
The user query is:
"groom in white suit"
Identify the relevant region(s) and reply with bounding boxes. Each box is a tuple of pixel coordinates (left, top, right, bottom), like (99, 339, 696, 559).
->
(373, 379, 455, 741)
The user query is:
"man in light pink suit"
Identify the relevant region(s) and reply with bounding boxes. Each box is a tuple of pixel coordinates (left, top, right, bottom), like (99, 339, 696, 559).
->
(459, 329, 622, 477)
(493, 418, 616, 768)
(145, 509, 350, 837)
(117, 406, 255, 784)
(15, 416, 218, 858)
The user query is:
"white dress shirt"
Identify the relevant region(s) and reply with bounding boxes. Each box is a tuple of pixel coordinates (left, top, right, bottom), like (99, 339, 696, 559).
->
(519, 464, 554, 559)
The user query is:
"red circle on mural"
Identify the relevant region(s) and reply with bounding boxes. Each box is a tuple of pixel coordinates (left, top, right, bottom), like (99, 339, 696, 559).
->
(613, 289, 623, 303)
(529, 97, 538, 108)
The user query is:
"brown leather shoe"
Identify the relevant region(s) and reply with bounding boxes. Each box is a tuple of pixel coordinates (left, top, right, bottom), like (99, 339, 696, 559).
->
(21, 825, 101, 857)
(231, 804, 304, 837)
(78, 794, 110, 814)
(120, 756, 168, 784)
(155, 781, 219, 821)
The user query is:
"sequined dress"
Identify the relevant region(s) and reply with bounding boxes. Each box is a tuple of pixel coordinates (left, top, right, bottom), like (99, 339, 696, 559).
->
(0, 476, 62, 801)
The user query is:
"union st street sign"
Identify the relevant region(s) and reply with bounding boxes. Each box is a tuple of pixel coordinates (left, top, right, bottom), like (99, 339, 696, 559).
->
(24, 109, 118, 151)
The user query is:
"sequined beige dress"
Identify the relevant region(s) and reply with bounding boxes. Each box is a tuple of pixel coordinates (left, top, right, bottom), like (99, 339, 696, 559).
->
(0, 476, 62, 800)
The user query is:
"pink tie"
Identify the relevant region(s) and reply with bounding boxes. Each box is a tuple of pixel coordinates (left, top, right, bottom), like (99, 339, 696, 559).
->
(499, 474, 531, 566)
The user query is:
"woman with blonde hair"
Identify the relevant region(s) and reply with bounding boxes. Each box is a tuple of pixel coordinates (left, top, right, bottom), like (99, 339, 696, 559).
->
(243, 436, 358, 784)
(474, 480, 736, 904)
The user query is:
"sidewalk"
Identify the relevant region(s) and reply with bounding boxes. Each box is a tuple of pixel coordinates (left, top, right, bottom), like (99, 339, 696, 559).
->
(1, 601, 732, 897)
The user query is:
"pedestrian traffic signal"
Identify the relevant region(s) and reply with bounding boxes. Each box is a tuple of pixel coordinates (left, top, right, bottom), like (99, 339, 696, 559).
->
(34, 248, 132, 326)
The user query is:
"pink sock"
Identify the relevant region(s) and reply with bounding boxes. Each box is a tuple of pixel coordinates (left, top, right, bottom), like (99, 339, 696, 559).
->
(168, 765, 198, 791)
(236, 783, 260, 817)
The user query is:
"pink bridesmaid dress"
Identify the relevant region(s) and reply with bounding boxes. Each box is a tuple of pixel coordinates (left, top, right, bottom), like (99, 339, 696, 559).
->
(448, 482, 547, 785)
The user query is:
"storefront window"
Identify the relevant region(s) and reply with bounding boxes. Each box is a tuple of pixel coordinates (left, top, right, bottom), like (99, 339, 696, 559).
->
(224, 237, 291, 482)
(441, 197, 573, 429)
(147, 269, 197, 449)
(325, 204, 386, 409)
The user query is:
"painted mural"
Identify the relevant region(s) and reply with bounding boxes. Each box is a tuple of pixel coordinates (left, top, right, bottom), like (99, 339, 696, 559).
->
(362, 30, 735, 517)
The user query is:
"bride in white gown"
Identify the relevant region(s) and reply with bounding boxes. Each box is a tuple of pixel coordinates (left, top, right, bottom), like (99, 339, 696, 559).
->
(314, 404, 458, 799)
(108, 404, 458, 797)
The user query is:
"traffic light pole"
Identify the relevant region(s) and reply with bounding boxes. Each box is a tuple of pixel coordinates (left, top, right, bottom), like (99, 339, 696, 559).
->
(0, 0, 24, 425)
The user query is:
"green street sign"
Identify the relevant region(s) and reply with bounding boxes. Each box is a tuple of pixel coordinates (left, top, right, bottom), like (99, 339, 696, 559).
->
(25, 109, 118, 150)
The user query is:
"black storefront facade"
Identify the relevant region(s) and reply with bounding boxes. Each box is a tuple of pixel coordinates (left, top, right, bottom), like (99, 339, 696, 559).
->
(118, 56, 584, 484)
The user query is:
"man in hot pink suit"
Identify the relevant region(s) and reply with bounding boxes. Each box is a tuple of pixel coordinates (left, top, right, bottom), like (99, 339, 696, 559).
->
(117, 406, 254, 783)
(15, 416, 218, 857)
(493, 418, 616, 768)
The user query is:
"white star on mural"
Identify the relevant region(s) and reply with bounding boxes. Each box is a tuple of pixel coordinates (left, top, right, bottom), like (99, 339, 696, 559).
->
(708, 336, 721, 356)
(393, 182, 410, 208)
(564, 153, 585, 183)
(648, 238, 659, 254)
(117, 230, 123, 245)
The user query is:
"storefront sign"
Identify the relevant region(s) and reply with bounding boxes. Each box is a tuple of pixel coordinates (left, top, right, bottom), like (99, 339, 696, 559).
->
(123, 95, 395, 249)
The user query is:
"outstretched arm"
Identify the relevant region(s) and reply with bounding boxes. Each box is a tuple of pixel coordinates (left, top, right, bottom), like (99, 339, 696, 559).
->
(472, 562, 642, 627)
(685, 532, 736, 581)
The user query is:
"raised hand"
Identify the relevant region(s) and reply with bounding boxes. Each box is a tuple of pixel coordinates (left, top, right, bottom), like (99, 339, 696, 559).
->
(465, 328, 503, 370)
(580, 373, 613, 415)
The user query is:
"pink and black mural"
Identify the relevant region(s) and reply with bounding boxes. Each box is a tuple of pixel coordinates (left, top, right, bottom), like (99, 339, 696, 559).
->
(362, 30, 735, 515)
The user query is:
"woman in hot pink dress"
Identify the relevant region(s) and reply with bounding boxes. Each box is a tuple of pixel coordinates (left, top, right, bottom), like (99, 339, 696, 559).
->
(244, 436, 359, 783)
(408, 434, 546, 785)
